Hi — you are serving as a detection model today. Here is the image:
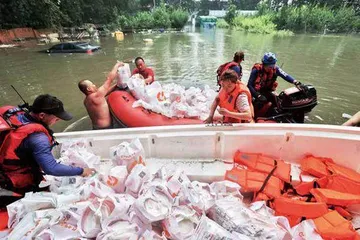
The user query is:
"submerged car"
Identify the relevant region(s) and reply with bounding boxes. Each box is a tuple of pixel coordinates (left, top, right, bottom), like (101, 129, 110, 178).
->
(44, 42, 100, 53)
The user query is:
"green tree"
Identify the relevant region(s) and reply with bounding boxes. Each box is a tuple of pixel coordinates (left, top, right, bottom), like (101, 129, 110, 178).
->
(225, 1, 238, 24)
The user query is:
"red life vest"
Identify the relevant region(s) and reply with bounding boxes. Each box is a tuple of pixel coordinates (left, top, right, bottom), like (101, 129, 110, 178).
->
(252, 63, 278, 92)
(218, 81, 254, 123)
(0, 106, 53, 190)
(216, 61, 241, 83)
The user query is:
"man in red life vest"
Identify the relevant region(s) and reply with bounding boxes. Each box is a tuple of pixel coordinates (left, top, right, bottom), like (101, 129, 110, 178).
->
(0, 95, 95, 206)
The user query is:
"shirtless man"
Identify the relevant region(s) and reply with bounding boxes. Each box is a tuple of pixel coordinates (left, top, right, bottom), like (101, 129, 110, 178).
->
(78, 62, 123, 129)
(342, 111, 360, 127)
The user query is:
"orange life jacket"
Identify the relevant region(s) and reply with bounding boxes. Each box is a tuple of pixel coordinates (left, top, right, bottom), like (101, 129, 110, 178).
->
(295, 174, 360, 197)
(272, 197, 328, 227)
(326, 162, 360, 183)
(225, 167, 284, 199)
(294, 177, 328, 196)
(233, 151, 291, 183)
(313, 210, 358, 240)
(300, 155, 333, 178)
(325, 175, 360, 195)
(218, 81, 254, 123)
(0, 106, 53, 190)
(311, 188, 360, 207)
(252, 63, 278, 92)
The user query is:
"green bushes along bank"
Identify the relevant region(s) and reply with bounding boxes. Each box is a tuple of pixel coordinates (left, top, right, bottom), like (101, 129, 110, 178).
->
(219, 4, 360, 34)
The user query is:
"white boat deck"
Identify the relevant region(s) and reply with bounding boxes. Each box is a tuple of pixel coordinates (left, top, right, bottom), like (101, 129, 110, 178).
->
(54, 123, 360, 181)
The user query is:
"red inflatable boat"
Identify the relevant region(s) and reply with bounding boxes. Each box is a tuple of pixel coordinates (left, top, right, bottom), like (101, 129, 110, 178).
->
(108, 90, 203, 128)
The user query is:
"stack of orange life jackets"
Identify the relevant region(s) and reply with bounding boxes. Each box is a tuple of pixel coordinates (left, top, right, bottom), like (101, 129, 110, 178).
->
(225, 151, 360, 240)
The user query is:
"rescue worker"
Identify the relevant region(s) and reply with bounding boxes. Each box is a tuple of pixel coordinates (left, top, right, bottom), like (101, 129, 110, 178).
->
(0, 94, 96, 205)
(247, 52, 306, 111)
(342, 111, 360, 127)
(216, 51, 245, 86)
(204, 69, 254, 124)
(132, 57, 155, 85)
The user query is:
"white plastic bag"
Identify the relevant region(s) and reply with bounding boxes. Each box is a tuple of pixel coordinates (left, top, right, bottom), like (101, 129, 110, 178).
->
(208, 196, 289, 240)
(100, 166, 128, 193)
(177, 181, 215, 213)
(191, 215, 236, 240)
(117, 63, 131, 88)
(291, 220, 323, 240)
(133, 183, 173, 223)
(101, 195, 135, 228)
(127, 74, 146, 100)
(59, 147, 100, 169)
(210, 181, 243, 200)
(110, 138, 145, 172)
(166, 169, 191, 197)
(96, 220, 139, 240)
(7, 192, 57, 228)
(125, 164, 151, 197)
(162, 205, 201, 240)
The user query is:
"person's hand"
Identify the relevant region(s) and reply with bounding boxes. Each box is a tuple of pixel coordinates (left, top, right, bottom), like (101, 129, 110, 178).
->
(107, 62, 124, 81)
(81, 168, 96, 177)
(218, 108, 230, 116)
(294, 81, 308, 91)
(204, 116, 213, 124)
(257, 94, 267, 103)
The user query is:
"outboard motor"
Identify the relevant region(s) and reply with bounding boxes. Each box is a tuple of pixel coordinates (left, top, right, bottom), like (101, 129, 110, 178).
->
(256, 84, 317, 123)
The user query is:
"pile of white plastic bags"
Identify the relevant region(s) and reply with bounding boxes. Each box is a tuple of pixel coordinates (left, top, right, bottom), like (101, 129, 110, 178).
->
(0, 138, 324, 240)
(127, 75, 217, 120)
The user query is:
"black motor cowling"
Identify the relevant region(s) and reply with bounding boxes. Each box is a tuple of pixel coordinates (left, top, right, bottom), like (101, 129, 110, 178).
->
(278, 84, 317, 113)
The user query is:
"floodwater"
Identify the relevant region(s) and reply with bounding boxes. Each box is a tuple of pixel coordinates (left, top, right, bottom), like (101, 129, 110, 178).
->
(0, 28, 359, 132)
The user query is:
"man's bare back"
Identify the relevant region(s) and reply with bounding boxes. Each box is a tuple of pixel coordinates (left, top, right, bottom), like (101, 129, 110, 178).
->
(84, 92, 111, 129)
(78, 62, 123, 129)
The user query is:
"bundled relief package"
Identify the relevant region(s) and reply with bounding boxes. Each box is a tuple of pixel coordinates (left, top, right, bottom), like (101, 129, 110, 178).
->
(191, 215, 237, 240)
(133, 181, 173, 223)
(97, 220, 140, 240)
(162, 205, 201, 240)
(127, 74, 146, 100)
(59, 139, 100, 169)
(6, 209, 63, 240)
(110, 138, 145, 172)
(125, 164, 151, 197)
(7, 192, 58, 228)
(117, 63, 131, 89)
(78, 196, 136, 238)
(207, 196, 290, 240)
(209, 180, 243, 200)
(100, 165, 128, 193)
(176, 181, 215, 214)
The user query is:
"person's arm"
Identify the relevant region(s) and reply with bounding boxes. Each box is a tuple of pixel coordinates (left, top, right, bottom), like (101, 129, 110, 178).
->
(343, 111, 360, 126)
(218, 93, 252, 121)
(276, 66, 296, 84)
(98, 62, 124, 96)
(26, 133, 95, 177)
(247, 69, 260, 97)
(204, 96, 220, 123)
(144, 68, 154, 85)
